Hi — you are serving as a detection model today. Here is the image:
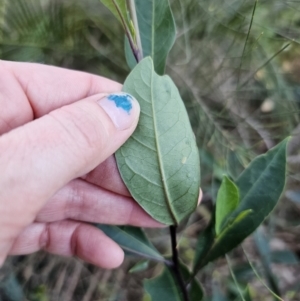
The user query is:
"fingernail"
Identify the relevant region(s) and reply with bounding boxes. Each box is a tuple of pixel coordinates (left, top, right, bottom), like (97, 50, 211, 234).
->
(98, 92, 139, 130)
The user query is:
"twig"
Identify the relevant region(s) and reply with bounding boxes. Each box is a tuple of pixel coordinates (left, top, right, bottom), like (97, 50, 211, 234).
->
(169, 226, 189, 301)
(127, 0, 143, 62)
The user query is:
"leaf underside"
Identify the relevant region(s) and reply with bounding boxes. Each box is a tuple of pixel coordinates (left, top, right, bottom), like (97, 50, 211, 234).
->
(125, 0, 176, 74)
(116, 57, 200, 225)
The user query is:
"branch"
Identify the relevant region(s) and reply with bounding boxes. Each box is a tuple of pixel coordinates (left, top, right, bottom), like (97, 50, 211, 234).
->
(169, 226, 189, 301)
(127, 0, 143, 62)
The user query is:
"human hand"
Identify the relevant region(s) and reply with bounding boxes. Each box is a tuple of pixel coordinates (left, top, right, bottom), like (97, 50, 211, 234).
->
(0, 60, 162, 269)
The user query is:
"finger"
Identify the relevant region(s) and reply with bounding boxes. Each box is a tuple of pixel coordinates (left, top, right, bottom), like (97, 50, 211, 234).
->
(0, 60, 122, 133)
(0, 92, 139, 258)
(0, 62, 30, 133)
(9, 221, 124, 269)
(36, 179, 163, 228)
(83, 155, 130, 196)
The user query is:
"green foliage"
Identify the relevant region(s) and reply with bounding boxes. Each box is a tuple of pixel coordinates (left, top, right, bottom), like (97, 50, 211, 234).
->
(179, 263, 204, 301)
(116, 57, 201, 225)
(97, 225, 165, 262)
(0, 274, 24, 301)
(129, 260, 150, 273)
(100, 0, 131, 32)
(0, 0, 297, 300)
(215, 176, 240, 235)
(194, 139, 288, 271)
(144, 268, 182, 301)
(144, 263, 203, 301)
(125, 0, 176, 74)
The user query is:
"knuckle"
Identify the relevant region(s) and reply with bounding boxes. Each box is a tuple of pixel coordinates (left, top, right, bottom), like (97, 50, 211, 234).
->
(49, 104, 108, 161)
(67, 181, 86, 221)
(39, 223, 50, 250)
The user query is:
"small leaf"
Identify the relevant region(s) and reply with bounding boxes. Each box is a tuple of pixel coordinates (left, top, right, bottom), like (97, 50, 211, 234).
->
(144, 264, 203, 301)
(271, 250, 299, 264)
(116, 57, 200, 225)
(97, 225, 165, 262)
(215, 176, 240, 235)
(144, 268, 182, 301)
(189, 279, 204, 301)
(193, 221, 215, 273)
(193, 210, 252, 272)
(179, 263, 204, 301)
(129, 260, 149, 273)
(100, 0, 132, 34)
(0, 273, 24, 301)
(125, 0, 176, 74)
(193, 139, 288, 271)
(243, 286, 253, 301)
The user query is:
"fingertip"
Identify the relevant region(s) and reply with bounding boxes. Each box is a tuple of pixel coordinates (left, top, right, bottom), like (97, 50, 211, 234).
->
(98, 92, 140, 131)
(76, 225, 125, 269)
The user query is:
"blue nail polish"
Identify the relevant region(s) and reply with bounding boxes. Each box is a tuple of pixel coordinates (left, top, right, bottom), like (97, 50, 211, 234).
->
(107, 93, 133, 114)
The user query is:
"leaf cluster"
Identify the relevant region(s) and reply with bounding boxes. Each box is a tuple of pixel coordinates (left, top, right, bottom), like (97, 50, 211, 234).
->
(0, 0, 296, 300)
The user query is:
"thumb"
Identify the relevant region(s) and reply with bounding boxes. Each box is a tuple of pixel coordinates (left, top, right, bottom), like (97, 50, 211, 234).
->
(0, 92, 139, 256)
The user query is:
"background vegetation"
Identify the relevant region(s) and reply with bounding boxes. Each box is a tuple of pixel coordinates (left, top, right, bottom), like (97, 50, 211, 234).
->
(0, 0, 300, 300)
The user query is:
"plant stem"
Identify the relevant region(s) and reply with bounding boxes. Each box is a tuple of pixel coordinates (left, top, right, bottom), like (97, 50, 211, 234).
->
(169, 226, 189, 301)
(127, 0, 143, 62)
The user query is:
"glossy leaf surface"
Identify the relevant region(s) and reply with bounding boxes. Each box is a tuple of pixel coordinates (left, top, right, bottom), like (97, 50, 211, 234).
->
(215, 176, 239, 235)
(193, 139, 288, 271)
(97, 225, 164, 262)
(116, 57, 200, 225)
(125, 0, 176, 74)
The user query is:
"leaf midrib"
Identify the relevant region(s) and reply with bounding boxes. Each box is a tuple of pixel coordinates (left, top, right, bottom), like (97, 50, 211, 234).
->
(151, 0, 155, 62)
(150, 62, 178, 224)
(238, 148, 283, 209)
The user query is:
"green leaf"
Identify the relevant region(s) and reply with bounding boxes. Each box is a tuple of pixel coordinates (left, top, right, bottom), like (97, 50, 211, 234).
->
(215, 176, 240, 235)
(179, 263, 204, 301)
(125, 0, 176, 74)
(193, 139, 288, 271)
(271, 250, 299, 264)
(100, 0, 131, 33)
(116, 57, 200, 225)
(194, 210, 252, 272)
(129, 260, 150, 273)
(193, 220, 215, 273)
(144, 264, 203, 301)
(97, 225, 165, 262)
(189, 279, 204, 301)
(0, 273, 24, 301)
(144, 268, 182, 301)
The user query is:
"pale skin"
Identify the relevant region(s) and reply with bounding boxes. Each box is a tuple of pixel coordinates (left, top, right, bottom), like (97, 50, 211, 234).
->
(0, 61, 202, 269)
